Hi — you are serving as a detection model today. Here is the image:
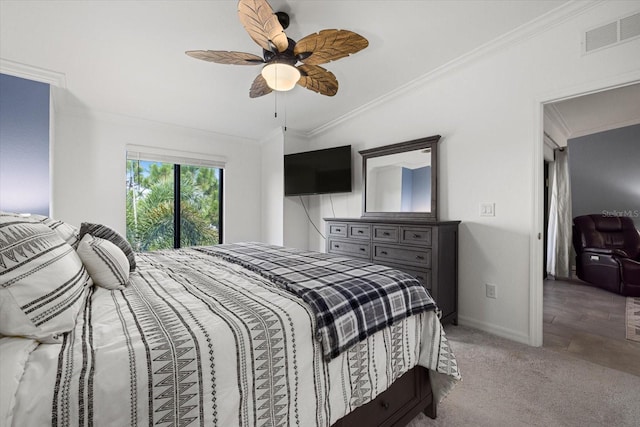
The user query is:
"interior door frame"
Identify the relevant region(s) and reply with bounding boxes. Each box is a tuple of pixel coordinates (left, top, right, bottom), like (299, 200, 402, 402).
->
(529, 72, 640, 346)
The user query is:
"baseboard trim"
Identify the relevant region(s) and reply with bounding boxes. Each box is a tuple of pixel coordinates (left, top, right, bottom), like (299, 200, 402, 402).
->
(457, 315, 530, 345)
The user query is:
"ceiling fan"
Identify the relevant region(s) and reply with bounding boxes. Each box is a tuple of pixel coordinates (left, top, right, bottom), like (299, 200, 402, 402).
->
(186, 0, 368, 98)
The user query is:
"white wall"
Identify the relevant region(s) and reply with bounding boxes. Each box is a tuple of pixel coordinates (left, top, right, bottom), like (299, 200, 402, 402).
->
(282, 131, 313, 250)
(258, 128, 317, 250)
(370, 166, 402, 211)
(298, 2, 640, 343)
(52, 105, 262, 243)
(260, 128, 284, 245)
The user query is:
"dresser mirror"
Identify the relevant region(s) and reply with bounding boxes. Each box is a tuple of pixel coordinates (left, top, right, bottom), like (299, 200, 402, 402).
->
(359, 135, 440, 220)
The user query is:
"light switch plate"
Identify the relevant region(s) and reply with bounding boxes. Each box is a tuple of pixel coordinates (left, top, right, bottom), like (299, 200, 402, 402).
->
(480, 203, 495, 217)
(486, 283, 497, 299)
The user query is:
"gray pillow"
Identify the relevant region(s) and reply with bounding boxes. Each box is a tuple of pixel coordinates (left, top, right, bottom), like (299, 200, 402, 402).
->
(79, 222, 136, 271)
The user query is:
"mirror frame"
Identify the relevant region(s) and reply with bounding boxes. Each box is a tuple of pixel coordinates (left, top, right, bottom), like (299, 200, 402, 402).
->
(359, 135, 440, 221)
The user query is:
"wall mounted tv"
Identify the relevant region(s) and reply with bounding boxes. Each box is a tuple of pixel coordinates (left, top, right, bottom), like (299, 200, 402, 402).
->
(284, 145, 352, 196)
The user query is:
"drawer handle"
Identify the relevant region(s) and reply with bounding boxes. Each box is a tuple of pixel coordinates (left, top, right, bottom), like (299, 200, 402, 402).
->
(357, 230, 363, 234)
(383, 232, 390, 236)
(416, 255, 424, 260)
(414, 234, 421, 238)
(335, 228, 341, 232)
(380, 250, 388, 255)
(335, 244, 340, 248)
(381, 401, 390, 410)
(360, 247, 366, 251)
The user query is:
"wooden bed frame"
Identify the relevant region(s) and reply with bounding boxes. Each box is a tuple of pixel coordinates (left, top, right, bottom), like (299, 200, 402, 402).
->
(333, 366, 435, 426)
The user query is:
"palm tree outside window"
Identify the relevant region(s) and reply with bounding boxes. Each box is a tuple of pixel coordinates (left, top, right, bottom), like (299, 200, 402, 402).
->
(126, 159, 223, 251)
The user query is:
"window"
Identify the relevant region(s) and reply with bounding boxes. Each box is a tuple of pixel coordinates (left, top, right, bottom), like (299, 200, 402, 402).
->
(126, 147, 225, 251)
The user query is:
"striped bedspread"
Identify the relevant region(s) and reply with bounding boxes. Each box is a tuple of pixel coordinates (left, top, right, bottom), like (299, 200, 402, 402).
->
(3, 246, 460, 427)
(198, 242, 437, 360)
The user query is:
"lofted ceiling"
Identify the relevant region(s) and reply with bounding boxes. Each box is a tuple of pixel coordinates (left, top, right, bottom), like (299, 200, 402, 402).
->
(0, 0, 569, 141)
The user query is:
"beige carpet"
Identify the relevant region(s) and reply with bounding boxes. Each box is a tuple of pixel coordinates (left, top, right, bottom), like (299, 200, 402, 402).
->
(408, 325, 640, 427)
(627, 297, 640, 343)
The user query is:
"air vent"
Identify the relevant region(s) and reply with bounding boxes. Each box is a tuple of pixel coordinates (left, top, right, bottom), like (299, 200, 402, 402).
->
(620, 12, 640, 41)
(584, 11, 640, 53)
(585, 22, 617, 52)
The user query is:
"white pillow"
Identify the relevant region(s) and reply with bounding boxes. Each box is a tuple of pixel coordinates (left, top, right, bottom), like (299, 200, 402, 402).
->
(0, 215, 92, 343)
(0, 212, 80, 248)
(77, 234, 130, 290)
(39, 215, 80, 248)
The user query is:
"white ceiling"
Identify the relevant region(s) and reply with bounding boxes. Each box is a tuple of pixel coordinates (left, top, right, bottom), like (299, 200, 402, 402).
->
(548, 83, 640, 140)
(1, 0, 569, 141)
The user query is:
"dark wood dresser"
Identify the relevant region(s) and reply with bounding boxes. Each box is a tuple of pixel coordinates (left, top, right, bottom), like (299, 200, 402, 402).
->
(324, 218, 460, 325)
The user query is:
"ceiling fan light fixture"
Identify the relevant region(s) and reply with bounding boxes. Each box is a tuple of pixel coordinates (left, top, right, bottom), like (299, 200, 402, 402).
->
(187, 0, 368, 97)
(261, 62, 301, 91)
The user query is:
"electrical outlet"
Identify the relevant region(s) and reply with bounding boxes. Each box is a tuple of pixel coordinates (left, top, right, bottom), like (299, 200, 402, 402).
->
(485, 283, 497, 299)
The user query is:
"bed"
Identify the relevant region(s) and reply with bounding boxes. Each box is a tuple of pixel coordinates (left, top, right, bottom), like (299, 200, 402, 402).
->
(0, 213, 460, 426)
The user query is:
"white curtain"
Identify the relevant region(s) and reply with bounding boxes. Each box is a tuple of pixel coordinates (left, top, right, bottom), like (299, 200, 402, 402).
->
(546, 149, 572, 278)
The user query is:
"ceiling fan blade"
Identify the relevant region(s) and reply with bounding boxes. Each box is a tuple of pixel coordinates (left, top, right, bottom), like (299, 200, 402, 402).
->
(238, 0, 288, 53)
(294, 29, 368, 65)
(250, 74, 273, 98)
(297, 64, 338, 96)
(186, 50, 265, 65)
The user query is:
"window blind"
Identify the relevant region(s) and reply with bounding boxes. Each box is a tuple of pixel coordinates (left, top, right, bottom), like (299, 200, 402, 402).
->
(126, 144, 227, 169)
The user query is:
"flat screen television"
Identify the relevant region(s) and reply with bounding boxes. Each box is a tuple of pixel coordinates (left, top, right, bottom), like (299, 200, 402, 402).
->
(284, 145, 352, 196)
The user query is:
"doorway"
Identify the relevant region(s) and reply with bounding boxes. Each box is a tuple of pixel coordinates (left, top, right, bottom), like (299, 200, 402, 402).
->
(538, 82, 640, 375)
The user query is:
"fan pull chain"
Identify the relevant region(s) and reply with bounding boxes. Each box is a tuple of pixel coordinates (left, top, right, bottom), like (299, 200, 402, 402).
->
(273, 90, 287, 132)
(283, 92, 287, 132)
(274, 66, 278, 118)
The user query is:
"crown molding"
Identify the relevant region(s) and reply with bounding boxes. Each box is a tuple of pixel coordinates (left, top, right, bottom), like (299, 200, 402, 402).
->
(569, 116, 640, 139)
(283, 128, 311, 140)
(258, 127, 312, 145)
(308, 0, 602, 137)
(0, 58, 67, 88)
(544, 104, 573, 137)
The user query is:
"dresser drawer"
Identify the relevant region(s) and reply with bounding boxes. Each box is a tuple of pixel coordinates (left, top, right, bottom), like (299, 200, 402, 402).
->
(325, 218, 459, 326)
(401, 266, 432, 290)
(373, 225, 399, 242)
(377, 261, 432, 290)
(348, 224, 371, 240)
(400, 227, 432, 246)
(328, 223, 348, 238)
(328, 239, 370, 259)
(373, 244, 431, 268)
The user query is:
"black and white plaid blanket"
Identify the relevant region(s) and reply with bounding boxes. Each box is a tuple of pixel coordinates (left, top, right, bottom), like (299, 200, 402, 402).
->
(198, 242, 437, 360)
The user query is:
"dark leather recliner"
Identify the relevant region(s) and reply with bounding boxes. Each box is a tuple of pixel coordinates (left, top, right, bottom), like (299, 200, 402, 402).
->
(572, 214, 640, 297)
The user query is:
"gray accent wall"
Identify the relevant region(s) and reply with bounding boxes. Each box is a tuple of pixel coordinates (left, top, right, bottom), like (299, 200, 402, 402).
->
(0, 73, 50, 215)
(401, 166, 431, 212)
(568, 124, 640, 228)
